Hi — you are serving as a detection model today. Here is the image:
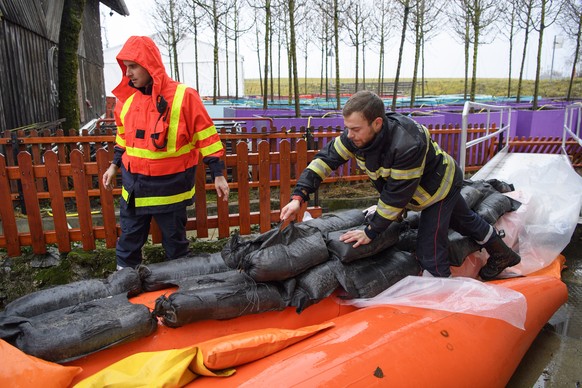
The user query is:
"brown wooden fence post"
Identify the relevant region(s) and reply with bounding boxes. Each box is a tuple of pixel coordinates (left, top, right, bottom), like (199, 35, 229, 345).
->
(96, 149, 118, 248)
(279, 140, 291, 210)
(236, 142, 251, 235)
(217, 152, 230, 238)
(44, 151, 71, 253)
(18, 152, 46, 254)
(0, 154, 20, 256)
(258, 141, 271, 233)
(194, 158, 208, 238)
(70, 150, 96, 251)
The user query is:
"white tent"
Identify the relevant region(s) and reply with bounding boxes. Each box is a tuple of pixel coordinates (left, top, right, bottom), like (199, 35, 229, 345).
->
(103, 34, 245, 98)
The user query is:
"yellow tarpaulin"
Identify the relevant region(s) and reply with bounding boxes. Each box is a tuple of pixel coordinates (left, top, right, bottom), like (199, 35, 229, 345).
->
(75, 322, 334, 387)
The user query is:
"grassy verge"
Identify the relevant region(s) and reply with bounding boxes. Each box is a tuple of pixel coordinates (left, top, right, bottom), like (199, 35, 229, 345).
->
(244, 78, 582, 100)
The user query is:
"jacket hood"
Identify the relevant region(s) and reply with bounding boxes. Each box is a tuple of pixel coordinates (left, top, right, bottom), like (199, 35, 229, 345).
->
(112, 36, 169, 102)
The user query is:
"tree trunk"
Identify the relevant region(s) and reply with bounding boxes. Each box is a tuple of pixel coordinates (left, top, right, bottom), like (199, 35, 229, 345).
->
(334, 0, 341, 110)
(289, 0, 301, 116)
(463, 14, 469, 100)
(170, 0, 180, 82)
(262, 0, 271, 109)
(58, 0, 86, 132)
(517, 2, 532, 103)
(567, 10, 582, 100)
(532, 0, 546, 110)
(470, 6, 480, 102)
(392, 0, 410, 111)
(410, 1, 422, 108)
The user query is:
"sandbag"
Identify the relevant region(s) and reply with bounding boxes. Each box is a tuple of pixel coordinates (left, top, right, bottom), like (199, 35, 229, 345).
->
(0, 268, 142, 318)
(12, 294, 157, 363)
(289, 261, 339, 313)
(396, 228, 418, 253)
(221, 229, 278, 270)
(402, 211, 420, 229)
(303, 209, 366, 234)
(154, 283, 287, 327)
(465, 179, 499, 198)
(474, 192, 521, 225)
(238, 223, 329, 282)
(486, 178, 515, 193)
(177, 270, 256, 292)
(331, 248, 421, 299)
(461, 185, 485, 209)
(448, 231, 481, 267)
(138, 252, 229, 291)
(326, 222, 404, 263)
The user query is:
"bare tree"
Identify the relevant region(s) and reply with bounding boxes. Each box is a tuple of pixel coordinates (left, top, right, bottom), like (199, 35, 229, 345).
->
(416, 0, 445, 99)
(153, 0, 187, 81)
(499, 1, 520, 98)
(561, 0, 582, 100)
(448, 0, 472, 99)
(370, 0, 392, 97)
(333, 0, 342, 109)
(343, 0, 370, 92)
(530, 0, 563, 109)
(392, 0, 414, 111)
(184, 1, 204, 91)
(466, 0, 500, 101)
(287, 0, 301, 117)
(263, 0, 272, 108)
(516, 0, 535, 102)
(314, 1, 335, 101)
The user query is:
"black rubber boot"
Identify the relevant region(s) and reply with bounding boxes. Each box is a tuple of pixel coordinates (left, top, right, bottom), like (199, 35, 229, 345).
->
(479, 231, 521, 280)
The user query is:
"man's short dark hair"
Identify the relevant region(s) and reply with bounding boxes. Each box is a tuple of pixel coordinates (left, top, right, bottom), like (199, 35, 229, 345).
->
(342, 90, 386, 124)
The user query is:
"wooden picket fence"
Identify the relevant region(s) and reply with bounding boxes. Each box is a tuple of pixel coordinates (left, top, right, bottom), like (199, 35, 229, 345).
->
(0, 122, 580, 257)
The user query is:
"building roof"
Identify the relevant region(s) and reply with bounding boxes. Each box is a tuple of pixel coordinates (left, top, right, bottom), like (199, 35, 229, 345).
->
(99, 0, 129, 16)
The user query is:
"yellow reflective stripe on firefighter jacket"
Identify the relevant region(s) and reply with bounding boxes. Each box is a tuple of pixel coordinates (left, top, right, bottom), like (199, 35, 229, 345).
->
(293, 112, 456, 236)
(114, 83, 224, 213)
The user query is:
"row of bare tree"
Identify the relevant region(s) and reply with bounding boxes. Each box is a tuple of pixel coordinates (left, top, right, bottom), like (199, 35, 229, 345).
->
(144, 0, 581, 114)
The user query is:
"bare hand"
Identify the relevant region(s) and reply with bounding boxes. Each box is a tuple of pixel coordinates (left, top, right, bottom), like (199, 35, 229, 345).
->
(339, 229, 372, 248)
(214, 175, 229, 201)
(102, 164, 119, 191)
(280, 199, 301, 222)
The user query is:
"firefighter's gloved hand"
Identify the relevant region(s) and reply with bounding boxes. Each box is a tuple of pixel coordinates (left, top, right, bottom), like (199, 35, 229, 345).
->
(363, 205, 377, 222)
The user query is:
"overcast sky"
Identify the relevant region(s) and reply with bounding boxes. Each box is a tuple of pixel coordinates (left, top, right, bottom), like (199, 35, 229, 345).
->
(100, 0, 572, 81)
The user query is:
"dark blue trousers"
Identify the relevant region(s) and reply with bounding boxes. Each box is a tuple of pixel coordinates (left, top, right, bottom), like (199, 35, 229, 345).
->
(116, 206, 190, 268)
(416, 165, 492, 277)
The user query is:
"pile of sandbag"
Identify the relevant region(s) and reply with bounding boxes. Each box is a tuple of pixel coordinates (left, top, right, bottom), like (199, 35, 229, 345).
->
(0, 269, 155, 363)
(0, 178, 519, 363)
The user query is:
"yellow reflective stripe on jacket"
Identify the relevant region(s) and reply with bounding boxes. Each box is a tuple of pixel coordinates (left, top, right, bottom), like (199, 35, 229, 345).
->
(408, 152, 455, 211)
(200, 140, 224, 157)
(376, 199, 403, 221)
(166, 84, 187, 154)
(333, 138, 354, 161)
(356, 158, 391, 181)
(307, 158, 333, 180)
(122, 185, 197, 207)
(116, 93, 135, 148)
(391, 165, 424, 180)
(194, 124, 223, 157)
(124, 84, 189, 159)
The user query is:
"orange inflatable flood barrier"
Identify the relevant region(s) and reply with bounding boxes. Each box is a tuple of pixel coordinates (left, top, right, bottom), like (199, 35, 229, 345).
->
(66, 256, 567, 387)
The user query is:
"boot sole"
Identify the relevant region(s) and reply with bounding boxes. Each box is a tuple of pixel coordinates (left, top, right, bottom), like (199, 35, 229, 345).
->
(479, 256, 521, 281)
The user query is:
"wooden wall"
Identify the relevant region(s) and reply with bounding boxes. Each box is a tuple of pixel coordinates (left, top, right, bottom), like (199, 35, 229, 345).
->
(0, 0, 109, 131)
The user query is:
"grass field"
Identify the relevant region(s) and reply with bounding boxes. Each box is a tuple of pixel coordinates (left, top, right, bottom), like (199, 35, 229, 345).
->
(244, 77, 582, 100)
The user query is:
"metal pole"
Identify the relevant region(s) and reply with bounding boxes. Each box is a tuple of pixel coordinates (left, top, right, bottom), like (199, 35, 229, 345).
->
(550, 35, 556, 81)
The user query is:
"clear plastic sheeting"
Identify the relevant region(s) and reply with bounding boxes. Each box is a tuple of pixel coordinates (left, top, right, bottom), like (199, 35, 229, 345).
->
(473, 153, 582, 276)
(341, 275, 527, 329)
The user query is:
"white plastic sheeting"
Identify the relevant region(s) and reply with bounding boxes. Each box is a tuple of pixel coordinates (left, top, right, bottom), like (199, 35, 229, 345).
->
(342, 275, 527, 329)
(472, 153, 582, 276)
